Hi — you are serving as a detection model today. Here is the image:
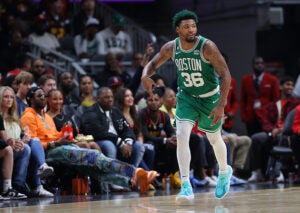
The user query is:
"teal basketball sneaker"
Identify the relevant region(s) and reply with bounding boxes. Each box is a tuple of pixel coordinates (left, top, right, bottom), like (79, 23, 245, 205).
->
(176, 180, 194, 201)
(215, 165, 233, 199)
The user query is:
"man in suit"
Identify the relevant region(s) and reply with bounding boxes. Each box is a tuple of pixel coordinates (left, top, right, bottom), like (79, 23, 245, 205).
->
(240, 56, 280, 136)
(80, 87, 144, 168)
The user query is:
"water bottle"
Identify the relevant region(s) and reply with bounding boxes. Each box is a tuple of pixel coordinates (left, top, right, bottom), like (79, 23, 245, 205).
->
(165, 177, 170, 195)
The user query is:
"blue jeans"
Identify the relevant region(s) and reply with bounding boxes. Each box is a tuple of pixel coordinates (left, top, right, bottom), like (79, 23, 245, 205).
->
(96, 140, 145, 167)
(13, 144, 31, 187)
(27, 139, 47, 188)
(140, 143, 155, 170)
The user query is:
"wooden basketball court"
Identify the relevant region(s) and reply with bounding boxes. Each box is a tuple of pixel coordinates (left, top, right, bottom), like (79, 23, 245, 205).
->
(1, 185, 299, 213)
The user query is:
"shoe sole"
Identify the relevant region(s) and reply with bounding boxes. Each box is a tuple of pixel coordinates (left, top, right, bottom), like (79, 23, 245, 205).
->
(215, 166, 233, 199)
(37, 168, 54, 178)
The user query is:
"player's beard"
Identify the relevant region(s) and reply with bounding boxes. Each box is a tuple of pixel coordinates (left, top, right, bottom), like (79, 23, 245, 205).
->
(185, 35, 196, 43)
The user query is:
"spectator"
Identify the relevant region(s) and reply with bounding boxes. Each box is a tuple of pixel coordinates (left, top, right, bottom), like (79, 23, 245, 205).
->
(46, 89, 101, 151)
(45, 0, 70, 40)
(96, 13, 133, 59)
(248, 76, 300, 182)
(0, 116, 27, 200)
(37, 74, 57, 96)
(240, 56, 280, 136)
(80, 87, 144, 167)
(21, 87, 157, 193)
(74, 17, 101, 60)
(107, 76, 125, 95)
(0, 86, 54, 197)
(57, 71, 81, 115)
(71, 0, 103, 36)
(95, 52, 131, 87)
(14, 71, 34, 117)
(114, 88, 155, 171)
(223, 77, 239, 133)
(79, 75, 96, 107)
(30, 59, 47, 86)
(28, 13, 61, 57)
(139, 89, 178, 176)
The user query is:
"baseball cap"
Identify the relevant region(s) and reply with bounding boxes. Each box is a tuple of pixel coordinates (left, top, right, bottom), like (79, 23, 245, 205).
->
(35, 13, 47, 22)
(86, 17, 100, 27)
(107, 76, 123, 87)
(112, 14, 125, 27)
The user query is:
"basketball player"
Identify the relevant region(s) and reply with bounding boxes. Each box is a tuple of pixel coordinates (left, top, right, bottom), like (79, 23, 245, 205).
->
(142, 9, 232, 200)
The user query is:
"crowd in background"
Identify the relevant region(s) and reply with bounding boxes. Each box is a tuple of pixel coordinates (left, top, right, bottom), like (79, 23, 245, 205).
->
(0, 0, 300, 201)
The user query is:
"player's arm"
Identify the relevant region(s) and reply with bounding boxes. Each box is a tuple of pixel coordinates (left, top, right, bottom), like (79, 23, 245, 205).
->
(141, 41, 174, 97)
(203, 40, 231, 107)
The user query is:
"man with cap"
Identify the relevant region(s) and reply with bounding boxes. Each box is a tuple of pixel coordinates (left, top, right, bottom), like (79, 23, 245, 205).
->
(96, 13, 133, 59)
(74, 17, 101, 59)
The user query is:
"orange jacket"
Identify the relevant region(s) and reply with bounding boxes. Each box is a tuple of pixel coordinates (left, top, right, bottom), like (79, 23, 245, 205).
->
(20, 107, 62, 149)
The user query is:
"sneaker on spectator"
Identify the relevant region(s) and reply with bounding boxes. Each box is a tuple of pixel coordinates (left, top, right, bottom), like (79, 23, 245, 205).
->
(37, 163, 54, 178)
(205, 176, 217, 187)
(276, 171, 284, 183)
(131, 168, 149, 193)
(211, 175, 218, 182)
(248, 170, 263, 182)
(2, 188, 27, 200)
(230, 175, 247, 186)
(176, 180, 194, 201)
(131, 168, 159, 194)
(190, 177, 207, 187)
(32, 185, 54, 197)
(147, 170, 159, 184)
(215, 165, 232, 199)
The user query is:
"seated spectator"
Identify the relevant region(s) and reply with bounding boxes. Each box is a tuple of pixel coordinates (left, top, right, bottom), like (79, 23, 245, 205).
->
(21, 87, 158, 193)
(45, 0, 70, 40)
(139, 89, 178, 176)
(248, 76, 300, 182)
(221, 129, 251, 181)
(71, 0, 103, 36)
(14, 71, 34, 117)
(79, 75, 96, 107)
(80, 87, 144, 168)
(0, 86, 54, 197)
(37, 74, 57, 96)
(95, 52, 131, 87)
(0, 121, 27, 200)
(114, 88, 155, 171)
(30, 59, 48, 86)
(58, 71, 81, 115)
(46, 89, 100, 151)
(28, 13, 61, 58)
(96, 13, 132, 59)
(74, 17, 101, 60)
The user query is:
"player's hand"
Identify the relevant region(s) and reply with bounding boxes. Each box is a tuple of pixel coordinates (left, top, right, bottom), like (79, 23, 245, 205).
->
(209, 105, 224, 126)
(141, 77, 156, 98)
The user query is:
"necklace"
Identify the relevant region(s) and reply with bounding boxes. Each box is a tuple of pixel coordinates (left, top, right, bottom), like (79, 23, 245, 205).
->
(37, 113, 50, 130)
